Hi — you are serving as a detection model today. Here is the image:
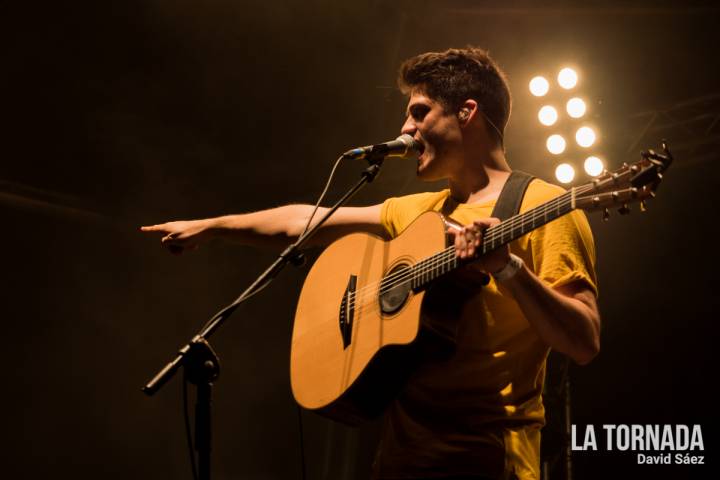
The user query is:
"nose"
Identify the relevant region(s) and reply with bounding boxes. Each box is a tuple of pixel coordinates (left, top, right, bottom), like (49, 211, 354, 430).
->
(401, 116, 417, 136)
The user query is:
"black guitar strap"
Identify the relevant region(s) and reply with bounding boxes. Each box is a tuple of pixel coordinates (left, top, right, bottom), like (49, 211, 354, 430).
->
(490, 170, 535, 221)
(438, 170, 535, 287)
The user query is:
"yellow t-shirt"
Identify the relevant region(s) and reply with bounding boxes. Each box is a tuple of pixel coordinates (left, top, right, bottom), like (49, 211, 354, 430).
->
(373, 179, 597, 480)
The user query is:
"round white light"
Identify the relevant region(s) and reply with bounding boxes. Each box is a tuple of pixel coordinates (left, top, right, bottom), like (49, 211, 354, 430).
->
(538, 106, 558, 126)
(558, 68, 578, 89)
(584, 156, 604, 177)
(529, 76, 550, 96)
(575, 126, 596, 147)
(546, 134, 566, 154)
(555, 163, 576, 184)
(566, 97, 586, 118)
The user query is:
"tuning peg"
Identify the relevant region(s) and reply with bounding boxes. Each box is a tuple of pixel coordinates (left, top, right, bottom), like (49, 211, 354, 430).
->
(640, 200, 647, 212)
(618, 204, 631, 215)
(603, 208, 610, 221)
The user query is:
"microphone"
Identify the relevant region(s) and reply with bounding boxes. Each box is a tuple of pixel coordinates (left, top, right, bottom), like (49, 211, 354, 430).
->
(342, 134, 420, 160)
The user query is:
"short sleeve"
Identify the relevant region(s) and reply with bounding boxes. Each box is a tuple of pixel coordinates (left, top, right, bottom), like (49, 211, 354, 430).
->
(529, 209, 598, 298)
(380, 197, 399, 238)
(380, 191, 450, 239)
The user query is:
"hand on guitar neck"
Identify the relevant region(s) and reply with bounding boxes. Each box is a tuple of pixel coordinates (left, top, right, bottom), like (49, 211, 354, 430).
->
(449, 217, 511, 276)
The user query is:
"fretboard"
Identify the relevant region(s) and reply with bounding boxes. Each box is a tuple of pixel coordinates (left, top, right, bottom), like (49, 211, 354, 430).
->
(407, 189, 575, 290)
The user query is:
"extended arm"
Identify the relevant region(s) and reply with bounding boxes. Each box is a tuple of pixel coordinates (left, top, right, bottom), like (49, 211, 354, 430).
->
(141, 204, 386, 254)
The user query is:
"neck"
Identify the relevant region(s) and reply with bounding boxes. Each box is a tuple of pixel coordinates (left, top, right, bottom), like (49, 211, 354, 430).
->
(447, 146, 511, 204)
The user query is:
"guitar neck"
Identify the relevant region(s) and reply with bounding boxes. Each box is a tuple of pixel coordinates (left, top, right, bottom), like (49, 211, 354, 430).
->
(408, 189, 576, 290)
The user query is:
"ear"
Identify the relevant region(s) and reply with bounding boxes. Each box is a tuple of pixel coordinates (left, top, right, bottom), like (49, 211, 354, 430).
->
(457, 99, 479, 127)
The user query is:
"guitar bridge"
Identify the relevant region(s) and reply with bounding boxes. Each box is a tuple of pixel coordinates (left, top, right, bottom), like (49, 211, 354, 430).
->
(339, 275, 357, 349)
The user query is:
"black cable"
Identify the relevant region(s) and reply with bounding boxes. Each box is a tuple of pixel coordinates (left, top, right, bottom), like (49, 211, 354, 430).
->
(183, 373, 199, 480)
(193, 154, 345, 337)
(300, 154, 346, 236)
(199, 155, 347, 335)
(185, 154, 347, 479)
(297, 405, 308, 480)
(293, 155, 347, 480)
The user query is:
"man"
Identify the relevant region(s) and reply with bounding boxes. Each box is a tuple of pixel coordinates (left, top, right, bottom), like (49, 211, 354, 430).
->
(142, 47, 600, 480)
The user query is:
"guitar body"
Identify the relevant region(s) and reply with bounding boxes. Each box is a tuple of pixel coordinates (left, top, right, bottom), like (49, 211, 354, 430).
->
(290, 211, 456, 425)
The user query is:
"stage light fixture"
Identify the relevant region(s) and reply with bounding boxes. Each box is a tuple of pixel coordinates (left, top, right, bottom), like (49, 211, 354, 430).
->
(538, 106, 558, 126)
(555, 163, 575, 184)
(558, 68, 578, 89)
(546, 134, 566, 154)
(566, 97, 586, 118)
(584, 156, 604, 176)
(575, 126, 596, 147)
(530, 76, 550, 96)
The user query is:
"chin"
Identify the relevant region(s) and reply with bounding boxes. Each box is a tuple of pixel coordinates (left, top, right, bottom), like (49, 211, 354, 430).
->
(415, 152, 447, 181)
(415, 156, 434, 180)
(415, 162, 430, 180)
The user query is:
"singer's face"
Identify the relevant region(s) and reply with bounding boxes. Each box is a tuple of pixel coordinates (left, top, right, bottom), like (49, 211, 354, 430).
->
(401, 90, 464, 181)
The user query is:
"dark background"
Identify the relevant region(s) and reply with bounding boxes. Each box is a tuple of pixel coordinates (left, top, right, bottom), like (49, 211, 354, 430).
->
(2, 1, 718, 478)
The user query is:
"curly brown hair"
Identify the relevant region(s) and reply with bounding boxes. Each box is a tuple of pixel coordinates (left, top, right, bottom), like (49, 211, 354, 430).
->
(398, 47, 512, 145)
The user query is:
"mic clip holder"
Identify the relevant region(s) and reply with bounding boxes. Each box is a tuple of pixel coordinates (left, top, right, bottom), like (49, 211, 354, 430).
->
(184, 337, 220, 387)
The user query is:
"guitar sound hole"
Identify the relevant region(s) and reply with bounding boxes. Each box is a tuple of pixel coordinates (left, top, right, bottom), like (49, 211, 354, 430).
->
(380, 264, 411, 315)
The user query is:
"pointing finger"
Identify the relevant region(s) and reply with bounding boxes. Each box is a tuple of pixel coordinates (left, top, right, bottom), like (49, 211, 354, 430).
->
(140, 224, 166, 233)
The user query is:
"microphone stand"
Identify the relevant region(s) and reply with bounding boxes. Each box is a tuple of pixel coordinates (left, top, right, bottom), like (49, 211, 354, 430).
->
(142, 155, 388, 480)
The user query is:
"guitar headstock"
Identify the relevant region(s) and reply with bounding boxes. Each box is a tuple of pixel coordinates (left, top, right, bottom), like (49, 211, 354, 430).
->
(574, 141, 673, 219)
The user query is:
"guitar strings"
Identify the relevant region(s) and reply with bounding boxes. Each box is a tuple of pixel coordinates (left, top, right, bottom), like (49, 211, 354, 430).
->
(348, 177, 614, 309)
(344, 187, 584, 309)
(346, 188, 579, 307)
(348, 208, 558, 307)
(369, 168, 644, 307)
(349, 174, 616, 310)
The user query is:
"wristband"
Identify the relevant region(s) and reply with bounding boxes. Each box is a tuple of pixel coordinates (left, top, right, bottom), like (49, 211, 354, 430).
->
(492, 253, 524, 282)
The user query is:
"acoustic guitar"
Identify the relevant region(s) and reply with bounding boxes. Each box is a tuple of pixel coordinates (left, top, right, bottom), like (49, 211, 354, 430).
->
(290, 144, 672, 425)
